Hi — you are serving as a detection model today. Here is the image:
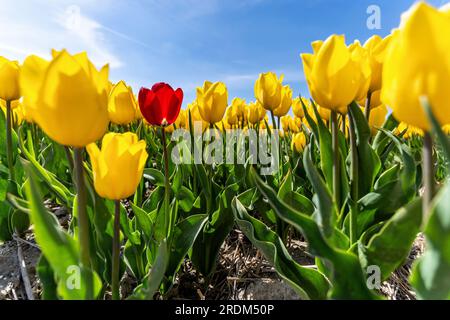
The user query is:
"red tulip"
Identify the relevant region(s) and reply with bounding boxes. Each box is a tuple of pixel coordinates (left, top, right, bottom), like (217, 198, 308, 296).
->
(138, 83, 183, 126)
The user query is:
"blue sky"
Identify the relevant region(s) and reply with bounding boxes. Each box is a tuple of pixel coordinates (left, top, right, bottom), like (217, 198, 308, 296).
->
(0, 0, 446, 107)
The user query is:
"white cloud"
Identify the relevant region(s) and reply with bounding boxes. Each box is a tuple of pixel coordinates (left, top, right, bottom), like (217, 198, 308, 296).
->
(0, 0, 123, 68)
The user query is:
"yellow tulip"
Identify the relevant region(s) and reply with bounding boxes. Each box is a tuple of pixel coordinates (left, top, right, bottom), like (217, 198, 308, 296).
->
(358, 89, 383, 109)
(442, 124, 450, 135)
(0, 57, 21, 102)
(0, 99, 19, 110)
(292, 97, 307, 118)
(187, 101, 208, 131)
(196, 81, 228, 124)
(108, 81, 138, 125)
(87, 132, 148, 200)
(254, 72, 284, 111)
(381, 2, 450, 131)
(316, 105, 331, 121)
(281, 115, 301, 133)
(225, 105, 238, 126)
(230, 97, 247, 120)
(175, 109, 187, 129)
(247, 101, 266, 125)
(20, 50, 110, 147)
(349, 40, 372, 102)
(291, 132, 307, 153)
(1, 100, 24, 125)
(363, 35, 392, 93)
(165, 109, 187, 133)
(395, 122, 424, 139)
(301, 35, 360, 114)
(258, 115, 270, 130)
(273, 85, 293, 117)
(368, 104, 388, 135)
(280, 116, 290, 132)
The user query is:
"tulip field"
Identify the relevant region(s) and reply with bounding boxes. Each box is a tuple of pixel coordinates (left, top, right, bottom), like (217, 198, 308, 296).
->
(1, 1, 450, 301)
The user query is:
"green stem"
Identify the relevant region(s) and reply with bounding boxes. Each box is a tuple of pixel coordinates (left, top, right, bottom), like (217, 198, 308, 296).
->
(365, 91, 372, 122)
(6, 100, 15, 181)
(348, 108, 359, 244)
(74, 148, 93, 299)
(422, 132, 435, 223)
(112, 199, 121, 300)
(341, 114, 346, 136)
(269, 110, 282, 181)
(161, 128, 171, 239)
(270, 110, 277, 130)
(64, 146, 74, 175)
(331, 111, 341, 208)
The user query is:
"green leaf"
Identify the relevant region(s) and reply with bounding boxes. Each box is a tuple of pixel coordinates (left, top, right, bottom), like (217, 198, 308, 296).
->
(421, 97, 450, 164)
(130, 239, 169, 300)
(232, 197, 329, 299)
(300, 97, 319, 146)
(349, 102, 381, 197)
(176, 186, 196, 212)
(124, 240, 146, 280)
(310, 100, 334, 192)
(359, 129, 416, 215)
(11, 209, 30, 234)
(195, 164, 212, 200)
(236, 187, 258, 209)
(358, 197, 422, 281)
(250, 166, 380, 299)
(18, 129, 73, 207)
(119, 202, 141, 246)
(143, 168, 165, 187)
(191, 184, 237, 276)
(0, 202, 13, 241)
(131, 203, 153, 241)
(0, 177, 7, 202)
(411, 182, 450, 300)
(36, 255, 58, 300)
(372, 114, 399, 157)
(23, 160, 102, 299)
(303, 147, 337, 237)
(164, 214, 208, 287)
(279, 170, 315, 216)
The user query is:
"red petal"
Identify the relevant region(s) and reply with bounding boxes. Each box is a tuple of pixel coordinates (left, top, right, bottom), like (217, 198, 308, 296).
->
(139, 87, 162, 125)
(166, 88, 183, 125)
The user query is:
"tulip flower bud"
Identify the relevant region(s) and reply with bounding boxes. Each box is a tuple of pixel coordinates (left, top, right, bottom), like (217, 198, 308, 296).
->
(187, 101, 209, 131)
(254, 72, 284, 111)
(349, 41, 372, 102)
(381, 2, 450, 130)
(1, 100, 24, 125)
(273, 85, 293, 117)
(225, 105, 238, 126)
(395, 122, 424, 139)
(196, 81, 228, 125)
(281, 115, 301, 133)
(87, 132, 148, 200)
(247, 101, 266, 125)
(368, 104, 388, 135)
(230, 98, 247, 120)
(301, 35, 360, 114)
(20, 50, 110, 147)
(364, 35, 392, 93)
(139, 82, 183, 127)
(108, 81, 139, 125)
(292, 97, 307, 119)
(442, 124, 450, 135)
(0, 57, 21, 102)
(291, 132, 307, 153)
